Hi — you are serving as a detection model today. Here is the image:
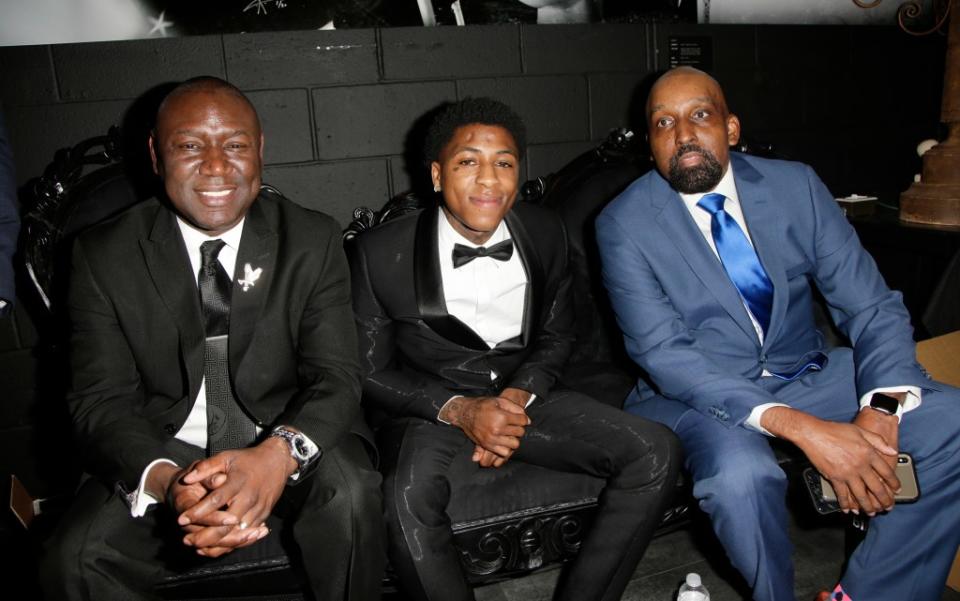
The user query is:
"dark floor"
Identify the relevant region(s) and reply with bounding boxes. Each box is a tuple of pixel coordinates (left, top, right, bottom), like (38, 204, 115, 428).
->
(471, 511, 960, 601)
(7, 495, 959, 600)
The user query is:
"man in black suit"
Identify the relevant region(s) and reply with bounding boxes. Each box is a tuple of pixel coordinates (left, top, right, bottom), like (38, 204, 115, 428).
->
(349, 97, 680, 601)
(42, 76, 384, 600)
(0, 106, 18, 317)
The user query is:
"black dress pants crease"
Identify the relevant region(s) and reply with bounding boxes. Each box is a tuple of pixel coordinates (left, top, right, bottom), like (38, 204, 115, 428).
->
(40, 434, 386, 601)
(379, 389, 681, 601)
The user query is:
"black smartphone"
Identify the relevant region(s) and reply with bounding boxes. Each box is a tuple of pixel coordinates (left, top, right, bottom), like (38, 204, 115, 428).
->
(803, 453, 920, 515)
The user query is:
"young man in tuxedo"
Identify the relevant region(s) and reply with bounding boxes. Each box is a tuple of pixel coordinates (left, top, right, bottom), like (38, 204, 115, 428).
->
(349, 97, 680, 601)
(597, 67, 960, 601)
(42, 76, 384, 600)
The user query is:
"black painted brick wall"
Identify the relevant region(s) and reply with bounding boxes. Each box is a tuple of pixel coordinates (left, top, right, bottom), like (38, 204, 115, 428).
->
(0, 22, 946, 494)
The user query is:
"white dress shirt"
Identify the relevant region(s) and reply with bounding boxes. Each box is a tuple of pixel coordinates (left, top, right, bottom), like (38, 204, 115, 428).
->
(680, 166, 919, 435)
(438, 208, 527, 348)
(435, 208, 535, 419)
(127, 218, 245, 516)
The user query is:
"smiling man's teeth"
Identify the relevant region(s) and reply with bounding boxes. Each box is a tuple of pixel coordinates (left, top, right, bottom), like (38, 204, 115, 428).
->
(199, 190, 231, 197)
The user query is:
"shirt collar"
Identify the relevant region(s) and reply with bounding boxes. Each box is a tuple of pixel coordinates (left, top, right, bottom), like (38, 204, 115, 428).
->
(679, 161, 740, 211)
(176, 216, 245, 252)
(436, 206, 509, 250)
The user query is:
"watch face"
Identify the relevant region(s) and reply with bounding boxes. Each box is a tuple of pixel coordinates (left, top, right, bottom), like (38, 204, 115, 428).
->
(292, 436, 309, 460)
(871, 393, 900, 414)
(272, 427, 318, 471)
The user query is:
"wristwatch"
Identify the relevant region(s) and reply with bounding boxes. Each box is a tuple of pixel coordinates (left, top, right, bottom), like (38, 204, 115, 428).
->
(867, 392, 904, 421)
(269, 426, 321, 479)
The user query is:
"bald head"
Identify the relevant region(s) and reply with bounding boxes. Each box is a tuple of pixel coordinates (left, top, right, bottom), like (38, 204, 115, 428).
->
(646, 67, 729, 122)
(156, 76, 260, 132)
(645, 67, 740, 193)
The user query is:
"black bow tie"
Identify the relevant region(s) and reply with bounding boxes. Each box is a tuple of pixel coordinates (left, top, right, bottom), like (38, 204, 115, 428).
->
(452, 239, 514, 268)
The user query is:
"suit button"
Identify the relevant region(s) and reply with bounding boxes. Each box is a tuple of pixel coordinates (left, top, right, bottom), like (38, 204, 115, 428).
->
(760, 353, 767, 363)
(163, 424, 176, 435)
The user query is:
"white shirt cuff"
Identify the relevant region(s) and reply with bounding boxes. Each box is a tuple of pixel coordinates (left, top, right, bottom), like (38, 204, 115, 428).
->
(858, 386, 921, 420)
(525, 393, 537, 408)
(745, 402, 790, 436)
(127, 459, 178, 517)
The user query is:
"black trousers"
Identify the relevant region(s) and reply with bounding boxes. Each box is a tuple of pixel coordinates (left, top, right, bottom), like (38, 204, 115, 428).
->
(40, 434, 386, 601)
(378, 390, 681, 601)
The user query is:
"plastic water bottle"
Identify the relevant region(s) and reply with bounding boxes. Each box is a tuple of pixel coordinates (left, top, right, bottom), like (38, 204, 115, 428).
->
(677, 572, 710, 601)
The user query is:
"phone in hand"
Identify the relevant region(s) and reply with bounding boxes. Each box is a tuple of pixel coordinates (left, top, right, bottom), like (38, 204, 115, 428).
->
(803, 453, 920, 515)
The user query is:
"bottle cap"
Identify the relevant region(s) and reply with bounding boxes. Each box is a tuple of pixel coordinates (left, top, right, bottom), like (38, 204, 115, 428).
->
(686, 573, 702, 587)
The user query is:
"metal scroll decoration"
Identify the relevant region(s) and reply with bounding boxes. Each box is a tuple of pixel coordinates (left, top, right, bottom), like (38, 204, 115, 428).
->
(341, 191, 427, 242)
(456, 511, 594, 578)
(21, 128, 124, 309)
(853, 0, 953, 35)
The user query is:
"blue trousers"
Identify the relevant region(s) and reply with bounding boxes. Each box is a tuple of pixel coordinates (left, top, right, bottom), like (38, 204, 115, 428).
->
(626, 348, 960, 601)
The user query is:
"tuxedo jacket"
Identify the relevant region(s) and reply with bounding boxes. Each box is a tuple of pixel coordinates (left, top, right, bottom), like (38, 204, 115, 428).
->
(596, 152, 933, 428)
(68, 189, 365, 490)
(348, 203, 575, 423)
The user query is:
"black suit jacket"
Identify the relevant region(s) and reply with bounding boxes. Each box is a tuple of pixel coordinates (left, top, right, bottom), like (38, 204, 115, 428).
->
(68, 189, 365, 490)
(0, 107, 18, 308)
(349, 203, 575, 423)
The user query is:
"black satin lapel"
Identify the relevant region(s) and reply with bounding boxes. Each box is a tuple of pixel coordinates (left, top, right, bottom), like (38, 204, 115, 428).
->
(504, 211, 542, 347)
(414, 209, 489, 351)
(414, 209, 446, 320)
(141, 209, 205, 401)
(230, 198, 278, 378)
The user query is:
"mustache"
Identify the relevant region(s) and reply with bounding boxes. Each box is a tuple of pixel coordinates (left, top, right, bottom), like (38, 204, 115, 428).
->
(671, 143, 708, 163)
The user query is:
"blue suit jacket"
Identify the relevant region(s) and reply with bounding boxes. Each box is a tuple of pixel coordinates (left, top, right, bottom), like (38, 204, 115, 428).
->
(596, 152, 931, 428)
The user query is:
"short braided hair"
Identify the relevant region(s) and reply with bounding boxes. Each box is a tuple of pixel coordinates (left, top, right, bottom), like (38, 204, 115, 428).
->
(424, 97, 526, 164)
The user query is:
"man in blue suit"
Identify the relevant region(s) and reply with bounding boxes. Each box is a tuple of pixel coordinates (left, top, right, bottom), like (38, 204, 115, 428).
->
(597, 66, 960, 601)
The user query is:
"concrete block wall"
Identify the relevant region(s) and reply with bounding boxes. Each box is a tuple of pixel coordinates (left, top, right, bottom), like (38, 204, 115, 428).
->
(0, 23, 946, 226)
(0, 22, 946, 494)
(0, 24, 659, 229)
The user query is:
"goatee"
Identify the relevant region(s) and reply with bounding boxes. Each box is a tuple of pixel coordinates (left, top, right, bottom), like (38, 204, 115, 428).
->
(668, 144, 724, 193)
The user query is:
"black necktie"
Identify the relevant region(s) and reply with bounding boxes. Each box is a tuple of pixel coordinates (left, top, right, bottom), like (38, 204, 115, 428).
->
(452, 239, 514, 269)
(199, 240, 257, 454)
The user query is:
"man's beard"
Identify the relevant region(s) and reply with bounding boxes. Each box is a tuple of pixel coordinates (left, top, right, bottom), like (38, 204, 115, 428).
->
(667, 144, 724, 193)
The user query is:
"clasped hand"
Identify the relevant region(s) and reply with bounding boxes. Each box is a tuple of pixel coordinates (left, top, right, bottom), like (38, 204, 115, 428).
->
(165, 438, 296, 557)
(800, 411, 900, 516)
(441, 389, 532, 468)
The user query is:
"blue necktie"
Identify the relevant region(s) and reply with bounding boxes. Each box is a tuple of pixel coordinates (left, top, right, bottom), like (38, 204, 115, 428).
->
(697, 192, 774, 335)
